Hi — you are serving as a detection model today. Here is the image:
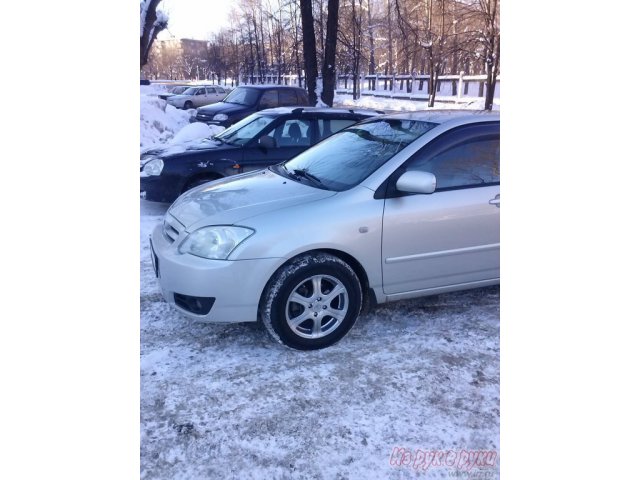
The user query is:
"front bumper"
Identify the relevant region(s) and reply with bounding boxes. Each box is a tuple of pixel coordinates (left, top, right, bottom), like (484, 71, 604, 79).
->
(150, 223, 284, 323)
(140, 173, 184, 203)
(191, 114, 232, 128)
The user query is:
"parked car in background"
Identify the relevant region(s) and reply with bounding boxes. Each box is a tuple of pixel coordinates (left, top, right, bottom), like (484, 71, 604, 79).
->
(141, 107, 382, 203)
(166, 85, 228, 109)
(149, 111, 500, 350)
(192, 85, 310, 128)
(158, 85, 190, 101)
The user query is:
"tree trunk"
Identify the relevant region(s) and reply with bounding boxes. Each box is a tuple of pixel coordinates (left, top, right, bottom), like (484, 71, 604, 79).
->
(321, 0, 339, 106)
(317, 0, 325, 65)
(350, 0, 363, 100)
(300, 0, 318, 105)
(140, 0, 165, 69)
(484, 35, 499, 110)
(428, 72, 438, 107)
(252, 16, 263, 83)
(386, 0, 394, 77)
(480, 0, 500, 110)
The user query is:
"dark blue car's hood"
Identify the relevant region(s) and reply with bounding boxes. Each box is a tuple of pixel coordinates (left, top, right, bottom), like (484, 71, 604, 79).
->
(198, 101, 253, 115)
(141, 139, 239, 162)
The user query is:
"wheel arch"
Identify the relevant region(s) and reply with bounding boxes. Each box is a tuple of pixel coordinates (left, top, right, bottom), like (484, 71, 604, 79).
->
(259, 248, 376, 314)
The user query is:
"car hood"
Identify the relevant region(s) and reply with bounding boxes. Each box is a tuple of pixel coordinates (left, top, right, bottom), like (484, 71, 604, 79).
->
(198, 101, 252, 115)
(166, 94, 192, 103)
(168, 169, 336, 229)
(140, 138, 236, 162)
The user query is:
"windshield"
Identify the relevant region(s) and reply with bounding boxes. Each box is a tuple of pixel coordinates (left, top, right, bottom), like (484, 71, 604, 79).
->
(223, 87, 260, 106)
(214, 114, 276, 146)
(276, 119, 438, 191)
(182, 87, 198, 96)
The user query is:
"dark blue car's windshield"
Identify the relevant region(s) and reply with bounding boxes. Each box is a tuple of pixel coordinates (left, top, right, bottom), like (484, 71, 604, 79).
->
(275, 119, 438, 191)
(223, 88, 260, 106)
(215, 114, 276, 146)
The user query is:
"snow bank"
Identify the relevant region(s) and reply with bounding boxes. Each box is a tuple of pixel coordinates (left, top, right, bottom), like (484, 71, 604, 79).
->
(169, 122, 224, 145)
(140, 91, 192, 149)
(140, 86, 225, 151)
(334, 93, 500, 112)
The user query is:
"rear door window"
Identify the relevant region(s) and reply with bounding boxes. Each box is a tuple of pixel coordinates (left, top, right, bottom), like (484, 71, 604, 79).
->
(297, 90, 310, 105)
(259, 90, 279, 109)
(279, 89, 299, 106)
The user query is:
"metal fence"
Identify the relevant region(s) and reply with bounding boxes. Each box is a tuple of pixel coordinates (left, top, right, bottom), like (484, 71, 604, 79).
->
(239, 72, 499, 103)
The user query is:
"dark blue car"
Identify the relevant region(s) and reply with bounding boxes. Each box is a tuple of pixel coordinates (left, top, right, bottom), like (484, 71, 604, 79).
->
(192, 85, 310, 128)
(141, 107, 382, 203)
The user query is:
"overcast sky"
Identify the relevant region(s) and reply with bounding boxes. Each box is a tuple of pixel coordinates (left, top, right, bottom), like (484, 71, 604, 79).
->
(156, 0, 237, 41)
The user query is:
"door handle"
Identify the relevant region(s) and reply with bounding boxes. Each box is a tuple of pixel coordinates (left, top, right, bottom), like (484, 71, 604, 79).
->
(489, 194, 500, 208)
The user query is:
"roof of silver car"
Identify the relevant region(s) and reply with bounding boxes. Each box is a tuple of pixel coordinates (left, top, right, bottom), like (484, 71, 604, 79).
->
(259, 107, 498, 123)
(374, 109, 499, 124)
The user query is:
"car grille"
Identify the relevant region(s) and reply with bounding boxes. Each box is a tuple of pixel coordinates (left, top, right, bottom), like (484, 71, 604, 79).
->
(162, 214, 185, 244)
(196, 113, 213, 121)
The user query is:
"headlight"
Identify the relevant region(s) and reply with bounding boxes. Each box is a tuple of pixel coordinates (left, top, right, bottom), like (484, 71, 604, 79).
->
(213, 114, 228, 121)
(143, 159, 164, 176)
(179, 226, 254, 259)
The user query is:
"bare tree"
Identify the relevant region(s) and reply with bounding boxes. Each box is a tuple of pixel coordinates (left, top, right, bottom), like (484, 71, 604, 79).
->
(286, 0, 304, 86)
(320, 0, 339, 105)
(366, 0, 375, 75)
(170, 0, 499, 105)
(385, 0, 395, 79)
(300, 0, 318, 104)
(478, 0, 499, 110)
(140, 0, 168, 69)
(394, 0, 457, 106)
(338, 0, 364, 99)
(143, 40, 181, 80)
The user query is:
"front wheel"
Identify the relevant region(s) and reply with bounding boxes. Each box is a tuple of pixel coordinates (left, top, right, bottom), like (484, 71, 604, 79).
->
(184, 100, 194, 109)
(260, 253, 362, 350)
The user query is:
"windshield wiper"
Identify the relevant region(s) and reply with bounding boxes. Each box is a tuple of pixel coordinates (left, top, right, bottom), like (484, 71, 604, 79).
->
(277, 163, 295, 179)
(273, 165, 324, 188)
(292, 168, 325, 188)
(213, 136, 234, 145)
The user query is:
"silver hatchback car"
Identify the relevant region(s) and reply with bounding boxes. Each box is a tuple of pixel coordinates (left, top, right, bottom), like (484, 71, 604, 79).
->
(150, 111, 500, 350)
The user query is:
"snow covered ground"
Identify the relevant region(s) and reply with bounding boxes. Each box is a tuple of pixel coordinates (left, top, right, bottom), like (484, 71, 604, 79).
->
(140, 87, 500, 479)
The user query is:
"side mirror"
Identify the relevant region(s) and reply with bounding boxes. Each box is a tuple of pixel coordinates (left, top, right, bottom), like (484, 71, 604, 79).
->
(396, 170, 437, 194)
(258, 135, 276, 149)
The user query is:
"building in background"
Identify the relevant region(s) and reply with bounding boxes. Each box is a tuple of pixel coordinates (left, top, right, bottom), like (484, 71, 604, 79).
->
(143, 38, 211, 81)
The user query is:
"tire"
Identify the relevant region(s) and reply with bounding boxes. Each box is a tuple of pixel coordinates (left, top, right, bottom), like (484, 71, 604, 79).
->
(260, 253, 362, 350)
(184, 101, 194, 109)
